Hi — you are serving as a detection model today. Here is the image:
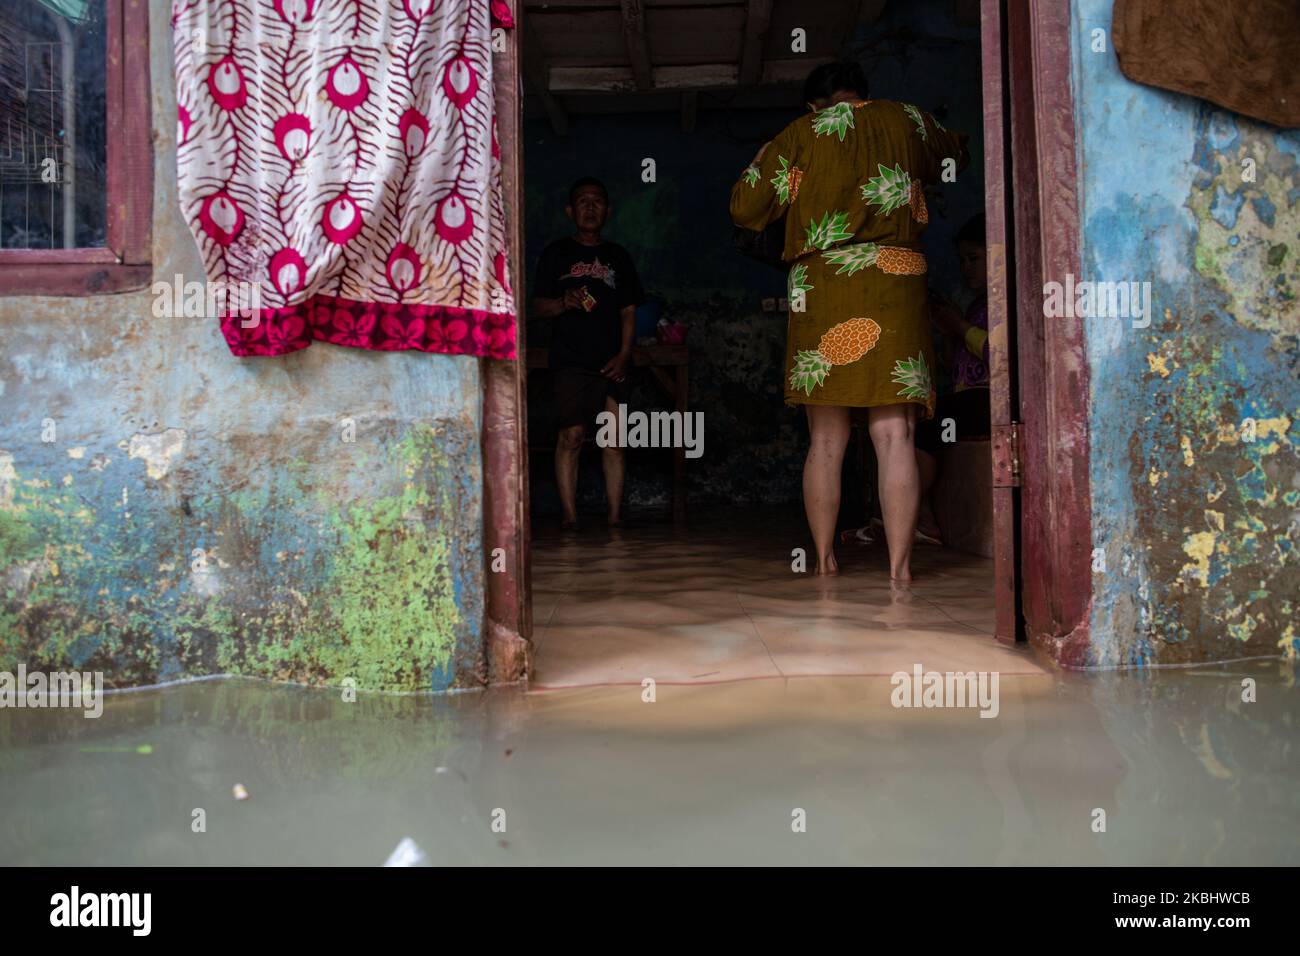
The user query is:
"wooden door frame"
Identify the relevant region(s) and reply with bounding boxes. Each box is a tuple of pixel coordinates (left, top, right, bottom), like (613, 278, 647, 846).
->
(982, 0, 1020, 646)
(482, 0, 1094, 681)
(483, 0, 532, 683)
(986, 0, 1093, 661)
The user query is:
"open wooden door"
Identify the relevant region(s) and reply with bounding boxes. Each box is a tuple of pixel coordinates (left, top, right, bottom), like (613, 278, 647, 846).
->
(981, 0, 1023, 644)
(979, 0, 1092, 653)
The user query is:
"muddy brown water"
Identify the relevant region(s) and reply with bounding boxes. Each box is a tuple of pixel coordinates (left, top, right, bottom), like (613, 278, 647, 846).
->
(1, 661, 1296, 865)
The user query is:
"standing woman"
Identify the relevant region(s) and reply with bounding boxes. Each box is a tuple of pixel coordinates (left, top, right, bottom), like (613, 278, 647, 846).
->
(730, 62, 967, 580)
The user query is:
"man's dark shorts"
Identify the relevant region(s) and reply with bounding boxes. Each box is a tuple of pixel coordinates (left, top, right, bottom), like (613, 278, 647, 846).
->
(553, 368, 629, 431)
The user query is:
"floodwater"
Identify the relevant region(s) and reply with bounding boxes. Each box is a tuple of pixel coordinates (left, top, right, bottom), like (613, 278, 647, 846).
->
(1, 662, 1296, 865)
(529, 510, 1035, 688)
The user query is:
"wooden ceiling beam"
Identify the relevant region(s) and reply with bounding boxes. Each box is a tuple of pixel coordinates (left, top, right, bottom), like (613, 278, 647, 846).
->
(521, 11, 569, 135)
(738, 0, 773, 87)
(525, 86, 810, 117)
(619, 0, 653, 90)
(548, 58, 831, 93)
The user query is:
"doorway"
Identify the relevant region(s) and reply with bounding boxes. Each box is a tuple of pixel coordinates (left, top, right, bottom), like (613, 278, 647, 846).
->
(483, 0, 1092, 683)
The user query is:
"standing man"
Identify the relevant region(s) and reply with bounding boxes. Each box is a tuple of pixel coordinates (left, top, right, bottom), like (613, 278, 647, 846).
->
(533, 177, 644, 529)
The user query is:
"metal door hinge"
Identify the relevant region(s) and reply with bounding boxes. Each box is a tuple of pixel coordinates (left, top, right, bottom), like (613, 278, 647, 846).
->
(992, 422, 1021, 488)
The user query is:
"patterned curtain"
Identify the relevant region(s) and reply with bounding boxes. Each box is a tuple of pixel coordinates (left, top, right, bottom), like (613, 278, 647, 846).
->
(171, 0, 517, 359)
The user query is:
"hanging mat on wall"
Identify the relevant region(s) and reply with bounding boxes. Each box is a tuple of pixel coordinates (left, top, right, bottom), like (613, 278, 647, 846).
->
(172, 0, 517, 358)
(1111, 0, 1300, 129)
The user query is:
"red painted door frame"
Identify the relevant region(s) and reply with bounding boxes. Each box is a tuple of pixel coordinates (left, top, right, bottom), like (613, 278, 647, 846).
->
(483, 0, 532, 683)
(481, 0, 1094, 681)
(986, 0, 1093, 660)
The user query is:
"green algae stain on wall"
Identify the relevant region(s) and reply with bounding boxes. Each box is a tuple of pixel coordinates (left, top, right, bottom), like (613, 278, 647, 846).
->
(205, 424, 471, 692)
(2, 424, 477, 693)
(218, 426, 465, 692)
(0, 455, 154, 678)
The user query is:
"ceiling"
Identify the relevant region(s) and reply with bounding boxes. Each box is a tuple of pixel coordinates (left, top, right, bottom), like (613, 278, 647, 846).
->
(521, 0, 889, 132)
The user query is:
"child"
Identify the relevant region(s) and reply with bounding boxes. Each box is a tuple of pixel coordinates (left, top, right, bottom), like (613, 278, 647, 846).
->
(913, 214, 990, 542)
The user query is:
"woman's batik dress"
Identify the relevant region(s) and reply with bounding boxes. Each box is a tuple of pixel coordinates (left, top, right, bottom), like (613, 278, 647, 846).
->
(730, 100, 967, 415)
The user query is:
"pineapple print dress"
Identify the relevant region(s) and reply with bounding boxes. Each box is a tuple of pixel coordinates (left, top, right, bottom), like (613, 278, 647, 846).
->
(730, 100, 967, 415)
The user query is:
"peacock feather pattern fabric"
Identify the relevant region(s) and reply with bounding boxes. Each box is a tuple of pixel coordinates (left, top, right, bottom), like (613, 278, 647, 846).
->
(172, 0, 516, 359)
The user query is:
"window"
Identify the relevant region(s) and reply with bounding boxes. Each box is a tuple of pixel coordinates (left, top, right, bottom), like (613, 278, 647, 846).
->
(0, 0, 151, 295)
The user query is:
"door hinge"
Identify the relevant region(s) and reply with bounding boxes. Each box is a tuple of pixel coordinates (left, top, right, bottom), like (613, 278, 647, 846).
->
(992, 422, 1021, 488)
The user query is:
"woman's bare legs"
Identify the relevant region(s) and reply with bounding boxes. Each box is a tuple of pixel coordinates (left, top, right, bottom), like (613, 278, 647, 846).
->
(803, 404, 851, 574)
(868, 403, 920, 582)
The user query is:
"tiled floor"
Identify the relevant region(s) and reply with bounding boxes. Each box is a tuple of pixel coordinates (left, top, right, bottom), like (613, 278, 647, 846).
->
(530, 508, 1047, 689)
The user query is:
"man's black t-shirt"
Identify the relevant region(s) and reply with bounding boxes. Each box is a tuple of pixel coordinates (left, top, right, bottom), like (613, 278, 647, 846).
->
(534, 237, 644, 371)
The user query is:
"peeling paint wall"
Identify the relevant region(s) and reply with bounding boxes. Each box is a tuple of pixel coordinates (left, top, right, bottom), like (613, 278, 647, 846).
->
(1073, 0, 1299, 663)
(0, 4, 486, 692)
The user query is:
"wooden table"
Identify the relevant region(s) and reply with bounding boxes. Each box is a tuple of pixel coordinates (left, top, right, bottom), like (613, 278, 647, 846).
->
(527, 344, 690, 522)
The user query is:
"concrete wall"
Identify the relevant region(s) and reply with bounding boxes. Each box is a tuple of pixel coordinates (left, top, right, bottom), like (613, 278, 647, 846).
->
(0, 3, 487, 692)
(1073, 0, 1300, 664)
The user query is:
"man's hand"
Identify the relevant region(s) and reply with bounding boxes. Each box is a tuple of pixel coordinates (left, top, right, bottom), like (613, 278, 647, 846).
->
(532, 288, 587, 318)
(601, 351, 630, 383)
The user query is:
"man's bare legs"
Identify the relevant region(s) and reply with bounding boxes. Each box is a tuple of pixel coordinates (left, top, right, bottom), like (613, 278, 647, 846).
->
(601, 394, 625, 525)
(557, 396, 624, 527)
(868, 403, 920, 582)
(555, 424, 584, 527)
(803, 404, 851, 574)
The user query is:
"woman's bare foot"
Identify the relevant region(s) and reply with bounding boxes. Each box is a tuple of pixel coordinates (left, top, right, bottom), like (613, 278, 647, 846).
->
(816, 552, 839, 575)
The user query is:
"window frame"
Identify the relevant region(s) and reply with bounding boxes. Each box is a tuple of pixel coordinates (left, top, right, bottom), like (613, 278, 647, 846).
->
(0, 0, 152, 296)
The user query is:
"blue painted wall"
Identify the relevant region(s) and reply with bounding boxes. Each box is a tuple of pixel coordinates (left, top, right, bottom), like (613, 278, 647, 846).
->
(0, 2, 486, 691)
(1073, 0, 1300, 663)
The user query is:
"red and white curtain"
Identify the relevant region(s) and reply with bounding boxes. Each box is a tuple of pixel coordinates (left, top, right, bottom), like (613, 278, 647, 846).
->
(172, 0, 516, 359)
